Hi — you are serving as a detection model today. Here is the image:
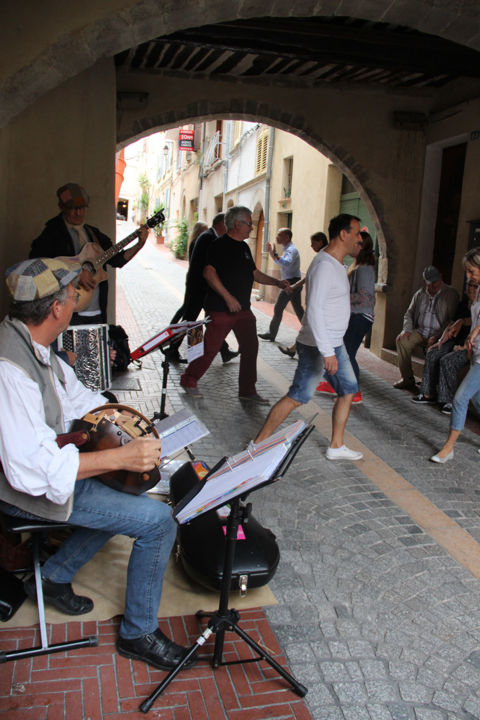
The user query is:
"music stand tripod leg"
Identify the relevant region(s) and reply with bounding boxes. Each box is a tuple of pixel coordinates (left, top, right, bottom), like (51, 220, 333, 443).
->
(139, 496, 307, 713)
(139, 630, 211, 713)
(159, 356, 170, 419)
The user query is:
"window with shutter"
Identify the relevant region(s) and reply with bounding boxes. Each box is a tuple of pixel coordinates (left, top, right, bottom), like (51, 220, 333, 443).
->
(255, 131, 269, 175)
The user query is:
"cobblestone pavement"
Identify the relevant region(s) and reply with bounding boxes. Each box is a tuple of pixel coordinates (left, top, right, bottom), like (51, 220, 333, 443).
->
(114, 233, 480, 720)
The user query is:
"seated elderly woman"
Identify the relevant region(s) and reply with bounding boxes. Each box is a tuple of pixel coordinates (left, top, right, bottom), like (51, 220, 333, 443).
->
(412, 280, 477, 414)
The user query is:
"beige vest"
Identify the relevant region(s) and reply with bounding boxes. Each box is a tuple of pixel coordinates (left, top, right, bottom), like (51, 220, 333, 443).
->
(0, 317, 74, 521)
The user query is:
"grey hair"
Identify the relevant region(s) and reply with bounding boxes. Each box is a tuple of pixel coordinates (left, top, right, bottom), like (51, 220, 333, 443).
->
(9, 285, 69, 326)
(463, 247, 480, 269)
(225, 206, 252, 231)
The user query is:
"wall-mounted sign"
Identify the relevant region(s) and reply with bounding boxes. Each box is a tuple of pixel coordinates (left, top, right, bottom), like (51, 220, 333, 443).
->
(179, 129, 195, 151)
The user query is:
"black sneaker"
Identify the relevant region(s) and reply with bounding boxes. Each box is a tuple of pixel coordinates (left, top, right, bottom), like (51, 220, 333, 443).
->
(221, 349, 239, 363)
(441, 403, 452, 415)
(24, 576, 93, 615)
(278, 345, 296, 358)
(411, 394, 435, 404)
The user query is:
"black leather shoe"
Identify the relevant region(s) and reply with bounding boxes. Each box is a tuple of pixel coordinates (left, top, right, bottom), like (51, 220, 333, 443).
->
(258, 332, 274, 341)
(278, 345, 295, 358)
(221, 349, 239, 363)
(164, 349, 187, 364)
(24, 576, 93, 615)
(116, 628, 196, 671)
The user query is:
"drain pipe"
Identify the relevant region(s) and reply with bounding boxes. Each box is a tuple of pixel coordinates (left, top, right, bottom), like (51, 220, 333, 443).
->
(197, 123, 207, 219)
(222, 121, 232, 210)
(257, 126, 275, 300)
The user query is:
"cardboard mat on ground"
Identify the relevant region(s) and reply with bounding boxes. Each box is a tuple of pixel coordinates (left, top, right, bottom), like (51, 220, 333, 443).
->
(2, 534, 277, 628)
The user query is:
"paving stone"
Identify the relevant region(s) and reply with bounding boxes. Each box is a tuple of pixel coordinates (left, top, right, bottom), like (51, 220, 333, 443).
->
(320, 661, 351, 683)
(431, 690, 464, 713)
(333, 681, 369, 704)
(463, 696, 480, 718)
(343, 707, 371, 720)
(386, 702, 415, 719)
(413, 710, 446, 720)
(399, 681, 434, 704)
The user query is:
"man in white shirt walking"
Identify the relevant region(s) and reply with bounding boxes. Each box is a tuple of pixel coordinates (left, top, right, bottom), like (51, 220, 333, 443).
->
(258, 228, 303, 342)
(254, 214, 364, 461)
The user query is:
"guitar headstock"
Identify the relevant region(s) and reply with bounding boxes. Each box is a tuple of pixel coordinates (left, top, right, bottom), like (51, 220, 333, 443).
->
(146, 210, 165, 229)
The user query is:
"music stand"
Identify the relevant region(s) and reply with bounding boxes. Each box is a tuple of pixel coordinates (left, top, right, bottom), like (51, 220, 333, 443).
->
(139, 421, 315, 713)
(130, 320, 208, 420)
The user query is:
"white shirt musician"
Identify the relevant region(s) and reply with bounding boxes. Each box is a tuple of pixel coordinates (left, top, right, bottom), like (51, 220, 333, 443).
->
(0, 257, 193, 672)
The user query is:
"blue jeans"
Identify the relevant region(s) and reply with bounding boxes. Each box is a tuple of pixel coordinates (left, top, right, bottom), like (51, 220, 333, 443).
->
(343, 313, 373, 382)
(288, 342, 358, 404)
(451, 362, 480, 431)
(1, 477, 176, 639)
(268, 279, 303, 339)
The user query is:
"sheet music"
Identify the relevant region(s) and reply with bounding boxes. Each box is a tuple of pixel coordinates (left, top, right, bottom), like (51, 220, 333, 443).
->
(154, 408, 209, 459)
(174, 420, 306, 524)
(131, 319, 209, 360)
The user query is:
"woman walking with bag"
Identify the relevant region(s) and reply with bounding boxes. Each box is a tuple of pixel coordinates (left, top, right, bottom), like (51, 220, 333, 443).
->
(342, 231, 376, 403)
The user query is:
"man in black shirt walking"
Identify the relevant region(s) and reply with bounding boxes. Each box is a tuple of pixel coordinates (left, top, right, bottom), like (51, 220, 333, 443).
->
(180, 206, 288, 401)
(166, 213, 237, 363)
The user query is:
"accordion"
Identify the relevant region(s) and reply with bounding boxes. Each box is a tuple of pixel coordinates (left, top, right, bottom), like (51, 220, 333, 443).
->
(59, 324, 111, 391)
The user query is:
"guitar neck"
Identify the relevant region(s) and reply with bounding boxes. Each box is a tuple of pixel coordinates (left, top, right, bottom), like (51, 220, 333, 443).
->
(86, 211, 164, 271)
(93, 229, 140, 268)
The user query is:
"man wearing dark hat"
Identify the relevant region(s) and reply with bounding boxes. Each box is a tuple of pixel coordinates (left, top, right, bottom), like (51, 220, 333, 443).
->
(393, 265, 459, 392)
(30, 183, 148, 324)
(0, 257, 193, 671)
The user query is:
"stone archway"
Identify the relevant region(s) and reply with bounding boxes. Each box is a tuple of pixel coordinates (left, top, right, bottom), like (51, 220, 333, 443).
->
(2, 0, 480, 128)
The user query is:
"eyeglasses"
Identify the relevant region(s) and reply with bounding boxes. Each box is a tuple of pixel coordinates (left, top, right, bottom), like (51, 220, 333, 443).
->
(238, 219, 253, 228)
(67, 290, 80, 305)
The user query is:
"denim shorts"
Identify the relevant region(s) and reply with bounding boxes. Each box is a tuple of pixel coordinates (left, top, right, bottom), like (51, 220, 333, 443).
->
(287, 342, 358, 404)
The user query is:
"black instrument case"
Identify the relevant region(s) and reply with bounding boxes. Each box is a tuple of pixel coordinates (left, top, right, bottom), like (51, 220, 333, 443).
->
(170, 461, 279, 593)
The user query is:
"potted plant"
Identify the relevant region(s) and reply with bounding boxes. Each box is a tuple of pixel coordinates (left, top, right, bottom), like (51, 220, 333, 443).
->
(138, 173, 150, 225)
(152, 205, 165, 243)
(172, 219, 188, 259)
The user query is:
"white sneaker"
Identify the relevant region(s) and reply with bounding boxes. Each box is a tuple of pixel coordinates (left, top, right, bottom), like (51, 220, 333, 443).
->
(326, 445, 363, 461)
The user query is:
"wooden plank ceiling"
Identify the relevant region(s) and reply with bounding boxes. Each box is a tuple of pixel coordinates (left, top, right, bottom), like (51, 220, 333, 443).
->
(115, 16, 480, 90)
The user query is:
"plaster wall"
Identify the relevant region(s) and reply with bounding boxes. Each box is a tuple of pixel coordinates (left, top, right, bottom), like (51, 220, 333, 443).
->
(0, 58, 116, 319)
(199, 169, 224, 225)
(267, 130, 333, 276)
(226, 126, 259, 193)
(230, 183, 264, 213)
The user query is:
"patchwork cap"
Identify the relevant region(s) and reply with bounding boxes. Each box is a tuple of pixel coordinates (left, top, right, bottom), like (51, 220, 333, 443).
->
(6, 258, 80, 302)
(56, 183, 89, 208)
(423, 265, 442, 283)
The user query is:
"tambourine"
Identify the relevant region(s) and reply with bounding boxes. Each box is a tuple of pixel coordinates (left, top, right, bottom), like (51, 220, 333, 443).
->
(70, 404, 160, 495)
